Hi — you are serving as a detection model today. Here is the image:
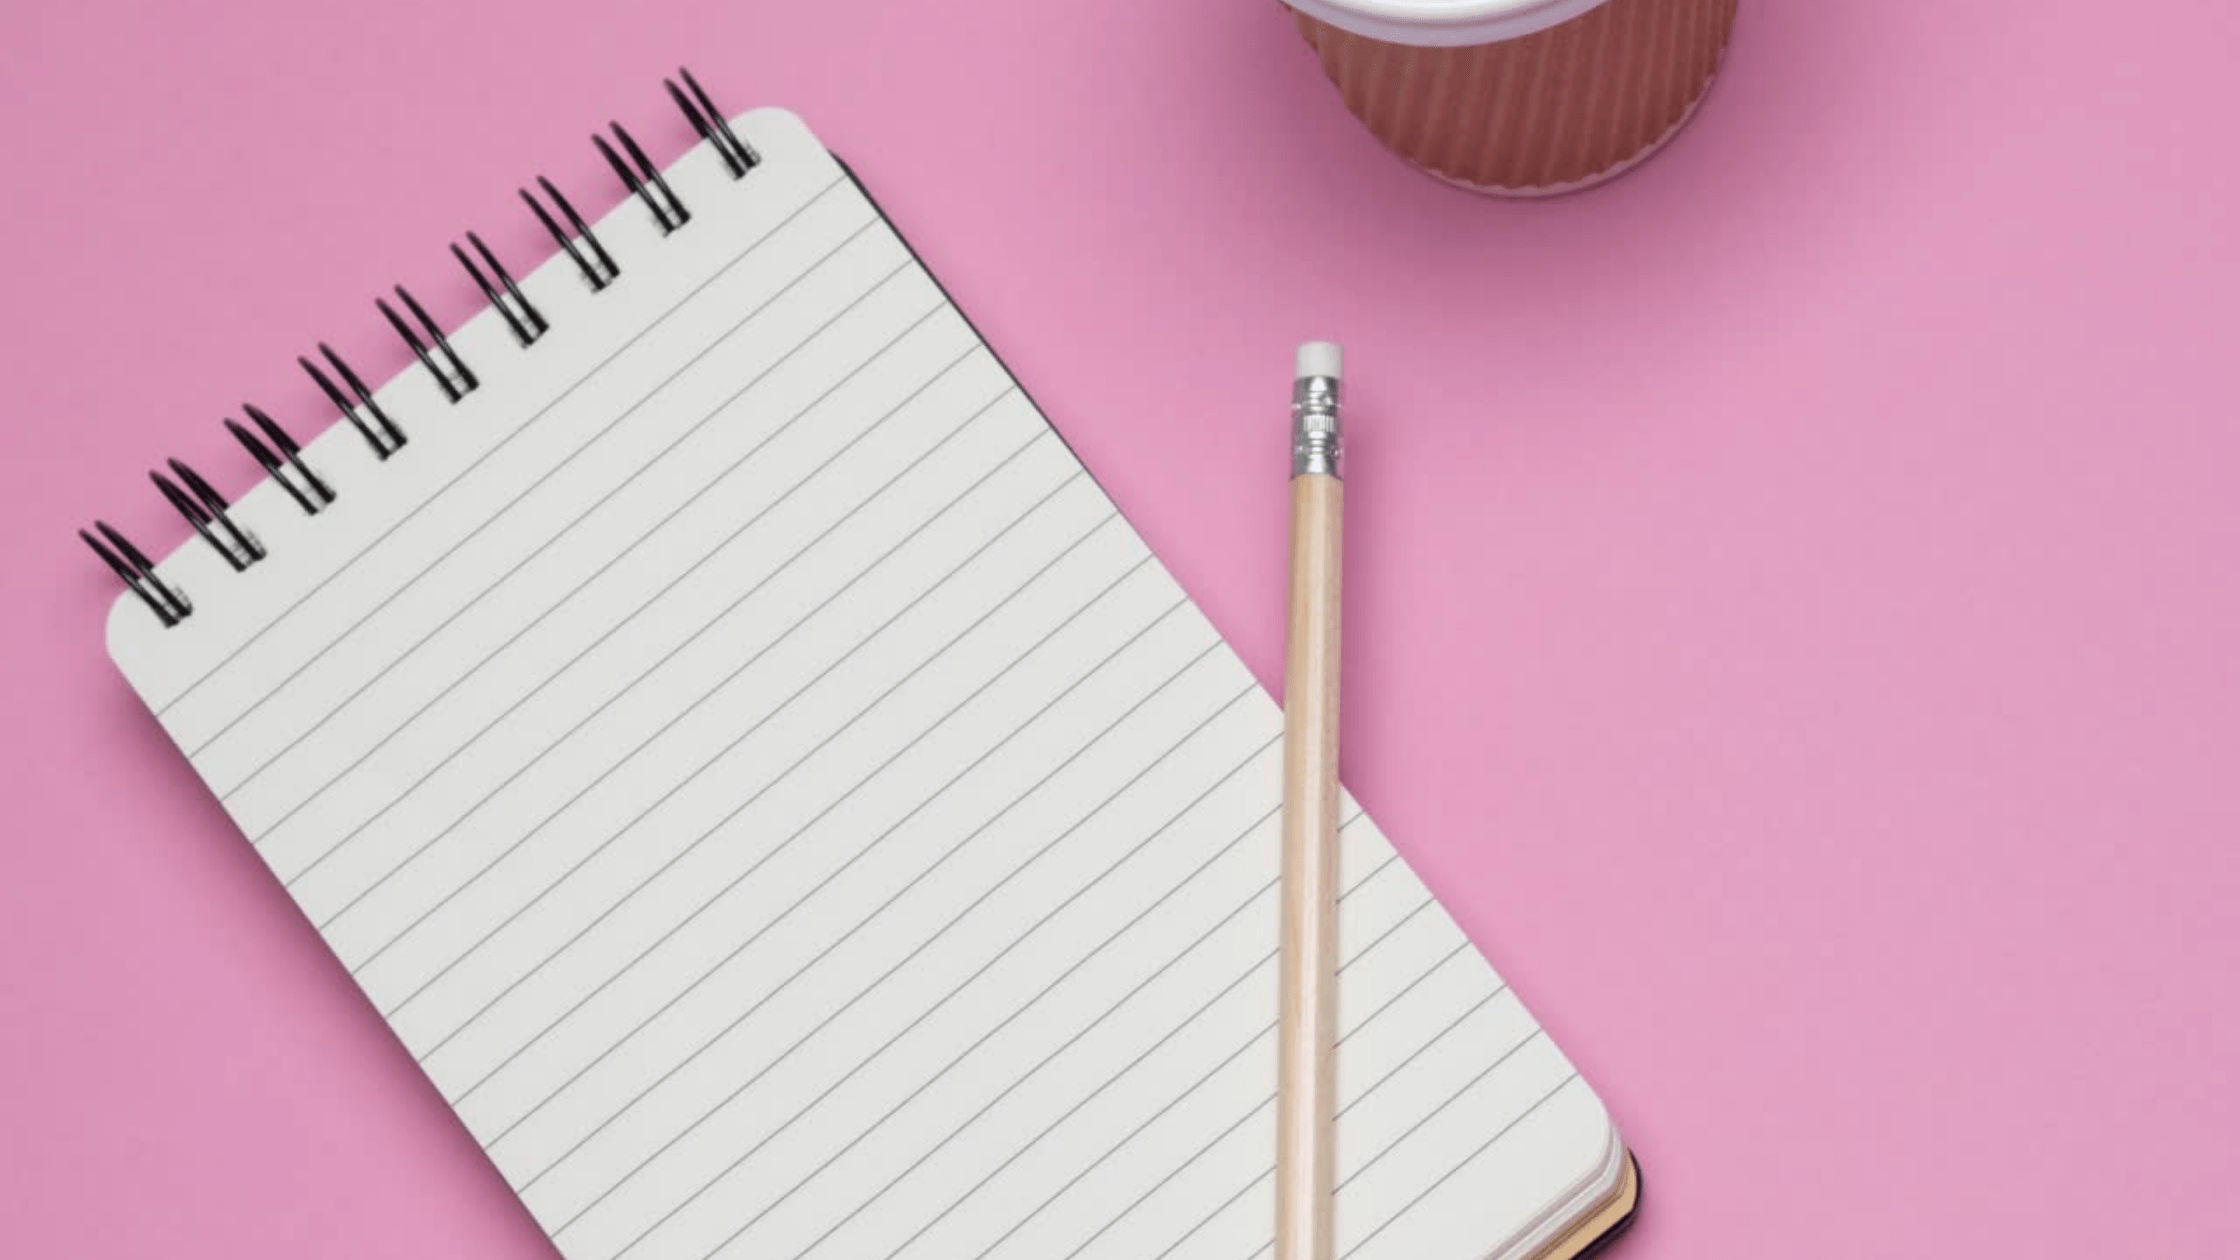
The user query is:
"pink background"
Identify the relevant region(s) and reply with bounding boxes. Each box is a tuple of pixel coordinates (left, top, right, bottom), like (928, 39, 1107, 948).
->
(4, 0, 2237, 1255)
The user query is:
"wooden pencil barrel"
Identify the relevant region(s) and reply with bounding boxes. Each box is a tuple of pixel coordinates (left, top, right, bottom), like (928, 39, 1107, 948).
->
(1277, 472, 1343, 1260)
(1296, 0, 1737, 196)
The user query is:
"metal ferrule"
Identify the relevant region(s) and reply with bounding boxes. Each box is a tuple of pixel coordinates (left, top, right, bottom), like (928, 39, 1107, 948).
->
(1291, 375, 1343, 479)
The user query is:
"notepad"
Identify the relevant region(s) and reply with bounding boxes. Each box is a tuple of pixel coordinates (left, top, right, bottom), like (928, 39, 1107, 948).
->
(98, 101, 1629, 1260)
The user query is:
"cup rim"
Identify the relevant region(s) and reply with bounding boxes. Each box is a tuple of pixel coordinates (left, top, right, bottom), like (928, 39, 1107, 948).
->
(1283, 0, 1613, 46)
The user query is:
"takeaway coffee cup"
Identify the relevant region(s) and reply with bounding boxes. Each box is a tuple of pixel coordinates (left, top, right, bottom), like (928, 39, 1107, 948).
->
(1283, 0, 1737, 195)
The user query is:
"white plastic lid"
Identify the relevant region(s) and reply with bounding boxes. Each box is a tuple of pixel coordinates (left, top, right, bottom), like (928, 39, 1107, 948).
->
(1282, 0, 1614, 46)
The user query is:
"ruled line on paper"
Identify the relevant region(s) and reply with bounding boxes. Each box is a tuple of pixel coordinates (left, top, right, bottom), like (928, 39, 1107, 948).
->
(211, 243, 916, 788)
(397, 550, 1161, 1052)
(1025, 943, 1485, 1260)
(280, 374, 1024, 905)
(160, 174, 857, 724)
(1322, 1075, 1581, 1260)
(607, 756, 1321, 1258)
(805, 838, 1420, 1260)
(664, 846, 1289, 1259)
(1162, 1033, 1558, 1260)
(950, 924, 1449, 1260)
(461, 634, 1232, 1141)
(237, 308, 970, 850)
(413, 578, 1185, 1071)
(522, 679, 1264, 1205)
(429, 607, 1211, 1144)
(380, 494, 1122, 1062)
(330, 437, 1084, 966)
(273, 377, 1027, 906)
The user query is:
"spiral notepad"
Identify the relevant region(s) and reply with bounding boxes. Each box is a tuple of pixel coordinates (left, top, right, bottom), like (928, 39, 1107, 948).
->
(87, 74, 1632, 1260)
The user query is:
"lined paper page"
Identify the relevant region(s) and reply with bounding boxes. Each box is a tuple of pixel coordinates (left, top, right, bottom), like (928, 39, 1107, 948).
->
(106, 110, 1618, 1260)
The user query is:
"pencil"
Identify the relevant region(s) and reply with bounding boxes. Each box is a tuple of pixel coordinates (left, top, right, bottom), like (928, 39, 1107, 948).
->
(1278, 340, 1344, 1260)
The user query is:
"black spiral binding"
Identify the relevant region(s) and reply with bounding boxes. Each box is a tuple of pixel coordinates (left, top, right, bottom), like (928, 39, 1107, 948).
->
(226, 405, 334, 515)
(452, 232, 547, 346)
(151, 459, 265, 572)
(596, 122, 691, 234)
(81, 67, 749, 628)
(379, 285, 480, 401)
(667, 67, 758, 177)
(301, 342, 408, 459)
(81, 523, 191, 627)
(521, 176, 621, 291)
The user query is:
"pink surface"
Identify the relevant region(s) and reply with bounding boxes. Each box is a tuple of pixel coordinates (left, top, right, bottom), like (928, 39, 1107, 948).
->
(3, 0, 2236, 1255)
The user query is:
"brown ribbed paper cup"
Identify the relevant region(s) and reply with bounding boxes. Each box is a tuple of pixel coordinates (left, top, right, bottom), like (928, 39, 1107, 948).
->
(1288, 0, 1736, 195)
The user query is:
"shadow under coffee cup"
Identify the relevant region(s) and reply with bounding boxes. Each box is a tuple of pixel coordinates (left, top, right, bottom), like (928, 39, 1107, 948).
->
(1283, 0, 1738, 196)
